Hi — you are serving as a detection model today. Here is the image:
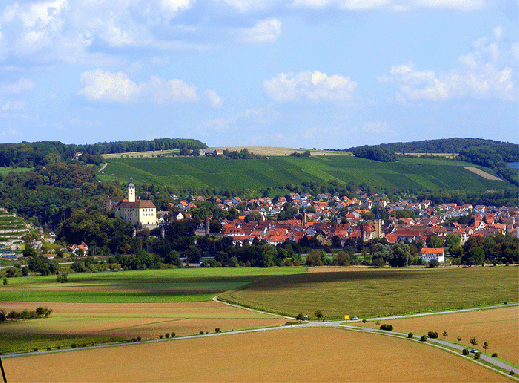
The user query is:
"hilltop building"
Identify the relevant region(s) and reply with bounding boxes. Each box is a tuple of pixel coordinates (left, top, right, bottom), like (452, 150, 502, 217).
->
(112, 178, 158, 227)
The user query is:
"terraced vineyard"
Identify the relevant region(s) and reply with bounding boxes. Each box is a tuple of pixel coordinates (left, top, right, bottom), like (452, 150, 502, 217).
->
(98, 155, 510, 194)
(0, 210, 30, 257)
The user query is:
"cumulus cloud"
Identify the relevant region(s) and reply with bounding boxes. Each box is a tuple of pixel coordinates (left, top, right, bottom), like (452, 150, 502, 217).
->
(0, 0, 492, 64)
(78, 69, 222, 106)
(264, 70, 357, 101)
(380, 27, 516, 101)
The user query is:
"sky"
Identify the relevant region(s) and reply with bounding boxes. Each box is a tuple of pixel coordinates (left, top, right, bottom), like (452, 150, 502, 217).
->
(0, 0, 517, 149)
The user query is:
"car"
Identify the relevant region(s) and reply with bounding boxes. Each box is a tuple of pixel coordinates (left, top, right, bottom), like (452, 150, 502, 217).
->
(350, 316, 359, 321)
(470, 349, 478, 354)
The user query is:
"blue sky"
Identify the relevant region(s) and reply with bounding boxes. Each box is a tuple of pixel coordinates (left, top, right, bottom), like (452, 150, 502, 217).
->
(0, 0, 517, 148)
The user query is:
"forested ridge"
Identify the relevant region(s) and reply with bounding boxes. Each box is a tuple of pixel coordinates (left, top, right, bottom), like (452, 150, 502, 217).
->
(0, 138, 207, 167)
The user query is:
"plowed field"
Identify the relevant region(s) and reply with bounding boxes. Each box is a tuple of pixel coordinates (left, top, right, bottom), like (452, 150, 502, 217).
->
(4, 327, 511, 382)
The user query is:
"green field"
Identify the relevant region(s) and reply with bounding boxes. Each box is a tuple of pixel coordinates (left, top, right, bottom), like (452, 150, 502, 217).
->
(219, 266, 519, 319)
(0, 167, 32, 176)
(98, 155, 510, 193)
(0, 267, 307, 303)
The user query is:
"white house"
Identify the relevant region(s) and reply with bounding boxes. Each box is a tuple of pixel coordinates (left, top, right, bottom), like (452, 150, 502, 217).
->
(419, 248, 445, 263)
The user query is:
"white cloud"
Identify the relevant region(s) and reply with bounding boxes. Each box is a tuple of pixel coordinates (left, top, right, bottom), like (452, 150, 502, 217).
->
(0, 78, 34, 94)
(78, 69, 222, 106)
(264, 70, 357, 101)
(205, 89, 223, 108)
(289, 0, 485, 10)
(240, 18, 281, 43)
(381, 27, 516, 101)
(78, 69, 140, 102)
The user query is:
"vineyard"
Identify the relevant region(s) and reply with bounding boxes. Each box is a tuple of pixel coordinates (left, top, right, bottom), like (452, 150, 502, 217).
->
(98, 155, 509, 194)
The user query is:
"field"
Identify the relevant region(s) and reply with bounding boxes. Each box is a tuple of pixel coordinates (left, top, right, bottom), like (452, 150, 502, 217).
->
(0, 267, 303, 353)
(0, 301, 287, 354)
(219, 266, 519, 319)
(0, 267, 306, 303)
(97, 155, 509, 193)
(0, 167, 32, 176)
(357, 305, 519, 365)
(3, 327, 512, 383)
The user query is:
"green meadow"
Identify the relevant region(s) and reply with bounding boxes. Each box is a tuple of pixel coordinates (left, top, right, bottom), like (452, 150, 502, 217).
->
(98, 155, 509, 193)
(0, 267, 307, 303)
(219, 266, 519, 319)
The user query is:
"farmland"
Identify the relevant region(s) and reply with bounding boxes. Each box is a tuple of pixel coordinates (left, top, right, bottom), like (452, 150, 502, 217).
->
(356, 305, 519, 365)
(3, 327, 513, 382)
(97, 155, 510, 194)
(219, 266, 519, 319)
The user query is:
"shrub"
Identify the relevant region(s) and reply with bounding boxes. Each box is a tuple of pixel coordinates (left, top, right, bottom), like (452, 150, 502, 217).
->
(215, 328, 221, 333)
(33, 348, 38, 352)
(492, 353, 498, 358)
(470, 336, 478, 346)
(71, 344, 77, 348)
(200, 331, 204, 335)
(462, 349, 469, 355)
(165, 333, 170, 338)
(420, 335, 427, 342)
(380, 324, 393, 331)
(362, 319, 367, 323)
(170, 332, 175, 338)
(474, 352, 480, 360)
(407, 332, 413, 338)
(56, 346, 61, 350)
(137, 336, 141, 341)
(428, 331, 439, 339)
(442, 331, 448, 337)
(159, 335, 163, 339)
(296, 313, 304, 321)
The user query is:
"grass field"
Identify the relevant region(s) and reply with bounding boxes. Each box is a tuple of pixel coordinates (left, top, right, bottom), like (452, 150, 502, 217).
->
(219, 266, 519, 319)
(0, 167, 32, 176)
(357, 306, 519, 365)
(3, 327, 512, 382)
(0, 267, 306, 303)
(97, 155, 510, 193)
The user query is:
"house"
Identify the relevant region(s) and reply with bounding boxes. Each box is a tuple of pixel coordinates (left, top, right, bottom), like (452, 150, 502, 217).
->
(419, 248, 445, 263)
(114, 179, 158, 227)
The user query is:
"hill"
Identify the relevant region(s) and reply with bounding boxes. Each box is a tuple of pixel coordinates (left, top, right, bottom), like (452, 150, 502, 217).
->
(98, 155, 512, 196)
(345, 138, 519, 157)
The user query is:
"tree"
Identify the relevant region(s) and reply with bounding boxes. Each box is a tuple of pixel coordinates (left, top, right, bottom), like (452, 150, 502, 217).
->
(315, 310, 324, 321)
(389, 243, 411, 267)
(470, 336, 478, 346)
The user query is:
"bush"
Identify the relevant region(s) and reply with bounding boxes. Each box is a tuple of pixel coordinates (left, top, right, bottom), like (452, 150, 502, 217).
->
(215, 328, 221, 333)
(462, 349, 469, 355)
(428, 331, 439, 339)
(170, 332, 175, 338)
(137, 336, 141, 341)
(407, 332, 413, 338)
(420, 335, 427, 342)
(159, 335, 163, 339)
(492, 353, 498, 358)
(71, 344, 77, 348)
(165, 333, 170, 338)
(200, 331, 204, 335)
(380, 324, 393, 331)
(474, 352, 480, 360)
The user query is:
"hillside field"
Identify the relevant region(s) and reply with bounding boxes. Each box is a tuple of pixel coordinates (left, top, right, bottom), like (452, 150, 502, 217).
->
(219, 266, 519, 319)
(97, 155, 510, 193)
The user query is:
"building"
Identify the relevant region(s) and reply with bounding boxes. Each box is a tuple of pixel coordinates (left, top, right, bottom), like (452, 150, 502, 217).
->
(114, 179, 158, 227)
(419, 248, 445, 263)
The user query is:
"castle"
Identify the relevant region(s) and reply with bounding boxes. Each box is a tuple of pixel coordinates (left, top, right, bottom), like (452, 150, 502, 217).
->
(112, 179, 158, 227)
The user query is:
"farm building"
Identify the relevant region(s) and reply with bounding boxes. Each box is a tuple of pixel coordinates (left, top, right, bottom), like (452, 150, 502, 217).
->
(419, 248, 445, 263)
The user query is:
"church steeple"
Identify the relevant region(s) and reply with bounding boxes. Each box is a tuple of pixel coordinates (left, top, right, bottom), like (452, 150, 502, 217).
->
(128, 178, 135, 203)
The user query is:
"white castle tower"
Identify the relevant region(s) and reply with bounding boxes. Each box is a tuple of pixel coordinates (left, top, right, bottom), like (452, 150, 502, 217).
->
(128, 178, 136, 203)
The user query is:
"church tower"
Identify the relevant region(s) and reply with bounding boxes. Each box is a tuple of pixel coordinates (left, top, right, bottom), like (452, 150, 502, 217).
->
(128, 178, 136, 203)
